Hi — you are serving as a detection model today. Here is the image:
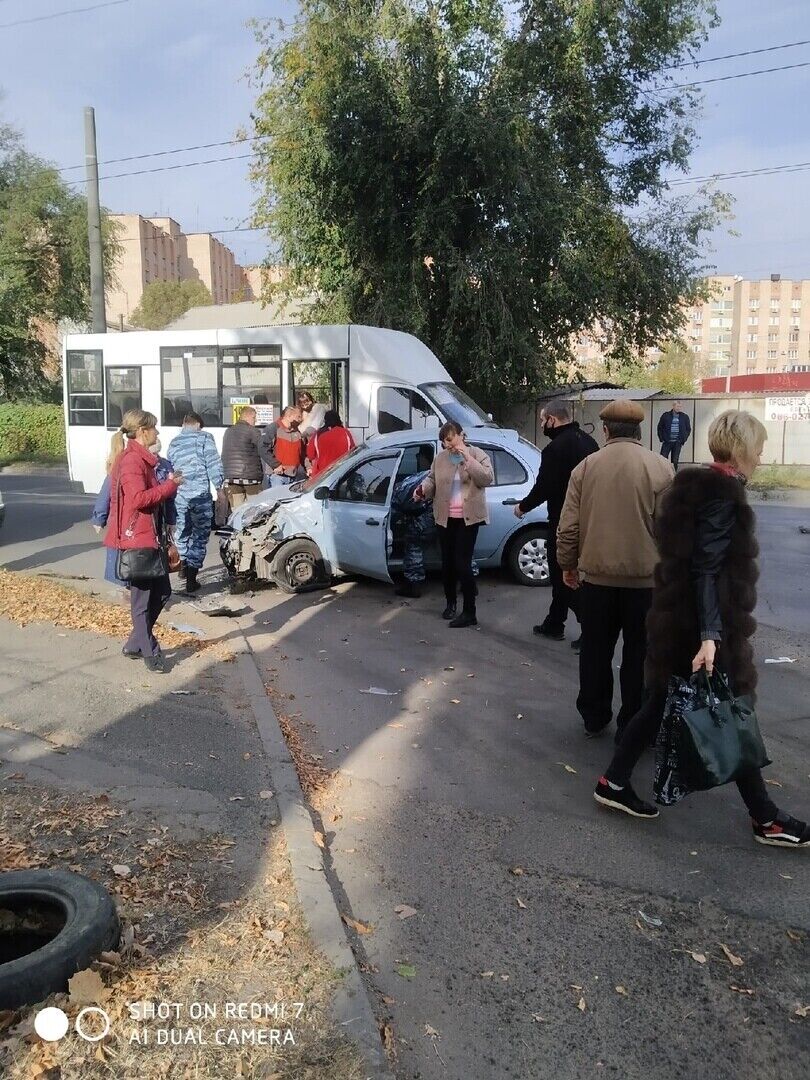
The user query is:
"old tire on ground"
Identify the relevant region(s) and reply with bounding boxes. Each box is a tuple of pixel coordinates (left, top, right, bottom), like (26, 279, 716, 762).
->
(0, 869, 120, 1010)
(269, 538, 327, 594)
(506, 527, 551, 587)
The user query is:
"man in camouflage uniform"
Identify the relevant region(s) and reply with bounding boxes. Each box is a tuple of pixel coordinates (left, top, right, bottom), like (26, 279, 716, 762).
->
(391, 469, 435, 598)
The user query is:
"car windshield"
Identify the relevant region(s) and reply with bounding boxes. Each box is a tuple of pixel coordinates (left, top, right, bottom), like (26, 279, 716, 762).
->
(294, 445, 365, 494)
(420, 382, 495, 428)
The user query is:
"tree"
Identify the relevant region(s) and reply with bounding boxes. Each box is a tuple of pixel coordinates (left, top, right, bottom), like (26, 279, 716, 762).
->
(250, 0, 727, 406)
(0, 119, 121, 399)
(593, 339, 707, 394)
(130, 279, 213, 330)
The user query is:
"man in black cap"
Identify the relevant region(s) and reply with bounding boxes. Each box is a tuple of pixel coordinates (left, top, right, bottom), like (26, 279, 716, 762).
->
(556, 399, 674, 738)
(514, 400, 598, 647)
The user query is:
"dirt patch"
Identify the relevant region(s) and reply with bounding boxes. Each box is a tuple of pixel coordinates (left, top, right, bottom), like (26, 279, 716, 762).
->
(0, 782, 365, 1080)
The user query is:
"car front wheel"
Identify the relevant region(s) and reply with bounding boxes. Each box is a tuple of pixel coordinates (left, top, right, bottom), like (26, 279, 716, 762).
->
(506, 528, 551, 587)
(269, 539, 327, 594)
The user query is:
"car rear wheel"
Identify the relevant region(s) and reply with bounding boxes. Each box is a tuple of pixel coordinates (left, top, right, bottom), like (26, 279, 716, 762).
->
(269, 539, 327, 594)
(506, 527, 550, 587)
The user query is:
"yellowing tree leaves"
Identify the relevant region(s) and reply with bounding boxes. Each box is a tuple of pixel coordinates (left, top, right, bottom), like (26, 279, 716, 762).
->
(68, 968, 110, 1005)
(341, 913, 374, 935)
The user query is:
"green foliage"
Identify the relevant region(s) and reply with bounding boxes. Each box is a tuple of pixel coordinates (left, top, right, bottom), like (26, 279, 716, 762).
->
(250, 0, 726, 405)
(599, 339, 706, 394)
(130, 279, 213, 330)
(0, 118, 122, 400)
(0, 403, 66, 462)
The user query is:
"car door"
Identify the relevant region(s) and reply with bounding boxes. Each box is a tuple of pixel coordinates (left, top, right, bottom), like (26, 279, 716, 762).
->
(327, 452, 402, 581)
(473, 445, 531, 559)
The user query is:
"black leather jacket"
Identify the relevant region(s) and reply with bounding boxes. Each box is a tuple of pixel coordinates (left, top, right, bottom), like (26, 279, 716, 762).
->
(692, 494, 738, 641)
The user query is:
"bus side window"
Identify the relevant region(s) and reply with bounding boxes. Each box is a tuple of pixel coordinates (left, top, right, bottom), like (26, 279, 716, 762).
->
(378, 387, 438, 434)
(67, 350, 104, 426)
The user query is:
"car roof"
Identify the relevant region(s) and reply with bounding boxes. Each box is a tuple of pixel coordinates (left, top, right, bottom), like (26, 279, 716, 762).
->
(364, 426, 532, 451)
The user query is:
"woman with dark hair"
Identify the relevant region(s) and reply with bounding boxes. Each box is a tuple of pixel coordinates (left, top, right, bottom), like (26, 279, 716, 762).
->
(307, 410, 356, 477)
(104, 410, 182, 673)
(593, 410, 809, 849)
(416, 421, 493, 628)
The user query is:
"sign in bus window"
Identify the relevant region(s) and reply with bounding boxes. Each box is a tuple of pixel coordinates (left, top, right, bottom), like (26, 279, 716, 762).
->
(67, 350, 103, 426)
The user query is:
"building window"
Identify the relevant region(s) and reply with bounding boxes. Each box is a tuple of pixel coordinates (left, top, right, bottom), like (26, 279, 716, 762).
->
(747, 333, 758, 343)
(770, 300, 779, 312)
(749, 299, 759, 309)
(746, 349, 757, 360)
(791, 316, 801, 327)
(67, 350, 104, 426)
(768, 333, 778, 343)
(693, 311, 703, 323)
(767, 349, 778, 360)
(790, 332, 799, 343)
(769, 316, 779, 326)
(746, 366, 756, 375)
(766, 366, 776, 373)
(788, 349, 798, 360)
(105, 367, 142, 429)
(792, 299, 801, 312)
(747, 316, 758, 326)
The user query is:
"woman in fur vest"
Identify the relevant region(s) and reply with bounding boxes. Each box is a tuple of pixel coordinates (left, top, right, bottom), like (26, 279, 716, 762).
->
(593, 410, 809, 849)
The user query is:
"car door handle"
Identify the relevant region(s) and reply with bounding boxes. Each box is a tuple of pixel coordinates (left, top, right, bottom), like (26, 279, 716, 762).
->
(365, 518, 380, 526)
(502, 498, 520, 505)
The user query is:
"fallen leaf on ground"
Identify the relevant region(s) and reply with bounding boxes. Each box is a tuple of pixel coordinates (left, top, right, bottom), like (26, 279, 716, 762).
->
(720, 944, 744, 967)
(68, 969, 109, 1005)
(764, 778, 783, 787)
(341, 914, 374, 935)
(577, 997, 586, 1012)
(450, 699, 461, 705)
(258, 790, 274, 799)
(382, 995, 396, 1006)
(443, 666, 455, 671)
(786, 930, 804, 943)
(313, 831, 326, 849)
(532, 1014, 547, 1023)
(395, 904, 417, 920)
(424, 1025, 440, 1039)
(262, 929, 284, 945)
(615, 986, 628, 996)
(570, 984, 584, 991)
(730, 985, 754, 996)
(516, 713, 523, 719)
(387, 722, 405, 729)
(380, 1021, 396, 1058)
(480, 971, 494, 978)
(395, 963, 416, 979)
(111, 864, 131, 878)
(637, 909, 663, 928)
(516, 897, 527, 909)
(510, 866, 525, 876)
(556, 762, 577, 774)
(229, 796, 245, 802)
(794, 1003, 810, 1018)
(689, 952, 707, 964)
(780, 874, 793, 880)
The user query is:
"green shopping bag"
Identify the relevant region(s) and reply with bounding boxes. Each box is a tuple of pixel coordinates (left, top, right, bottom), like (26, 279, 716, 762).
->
(677, 669, 770, 790)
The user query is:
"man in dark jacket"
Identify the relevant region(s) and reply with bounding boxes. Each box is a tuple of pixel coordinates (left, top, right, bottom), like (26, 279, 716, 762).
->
(657, 402, 691, 467)
(221, 407, 269, 510)
(515, 401, 598, 645)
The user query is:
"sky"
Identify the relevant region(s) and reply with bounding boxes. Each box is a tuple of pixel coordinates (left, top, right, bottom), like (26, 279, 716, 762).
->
(1, 0, 809, 277)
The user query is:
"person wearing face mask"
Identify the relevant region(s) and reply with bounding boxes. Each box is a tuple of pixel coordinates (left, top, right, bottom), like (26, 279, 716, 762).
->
(515, 401, 598, 646)
(104, 410, 183, 673)
(415, 421, 493, 628)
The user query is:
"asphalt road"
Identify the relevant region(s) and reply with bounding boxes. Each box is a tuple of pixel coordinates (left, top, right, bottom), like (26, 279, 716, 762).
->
(2, 468, 809, 1079)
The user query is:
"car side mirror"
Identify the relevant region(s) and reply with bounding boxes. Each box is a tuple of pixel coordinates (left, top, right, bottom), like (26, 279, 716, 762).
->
(314, 486, 330, 501)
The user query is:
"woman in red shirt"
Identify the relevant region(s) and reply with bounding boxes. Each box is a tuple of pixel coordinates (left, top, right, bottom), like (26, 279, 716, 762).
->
(105, 410, 181, 672)
(307, 411, 356, 477)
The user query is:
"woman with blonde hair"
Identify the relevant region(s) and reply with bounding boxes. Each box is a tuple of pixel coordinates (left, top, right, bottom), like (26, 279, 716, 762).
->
(103, 410, 182, 672)
(593, 410, 809, 848)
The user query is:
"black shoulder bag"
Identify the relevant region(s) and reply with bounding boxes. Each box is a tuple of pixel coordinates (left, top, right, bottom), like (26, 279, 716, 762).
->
(114, 470, 169, 582)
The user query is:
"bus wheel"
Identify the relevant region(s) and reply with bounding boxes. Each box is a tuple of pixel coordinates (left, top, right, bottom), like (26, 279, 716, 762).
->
(270, 540, 327, 594)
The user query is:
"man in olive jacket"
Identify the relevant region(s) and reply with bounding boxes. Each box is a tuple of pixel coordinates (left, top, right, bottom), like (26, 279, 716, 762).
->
(556, 399, 674, 738)
(515, 399, 598, 644)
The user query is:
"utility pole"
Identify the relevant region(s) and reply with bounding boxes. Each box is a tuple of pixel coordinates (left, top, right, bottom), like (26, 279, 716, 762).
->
(84, 106, 107, 333)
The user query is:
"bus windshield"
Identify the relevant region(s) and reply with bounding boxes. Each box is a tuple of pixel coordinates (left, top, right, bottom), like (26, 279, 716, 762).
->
(420, 382, 494, 428)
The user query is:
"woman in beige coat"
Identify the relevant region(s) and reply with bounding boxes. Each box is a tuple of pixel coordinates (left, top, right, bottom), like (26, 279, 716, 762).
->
(416, 421, 493, 627)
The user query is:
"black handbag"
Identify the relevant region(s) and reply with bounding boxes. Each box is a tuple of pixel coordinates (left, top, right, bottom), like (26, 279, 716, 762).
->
(657, 669, 770, 799)
(114, 473, 169, 582)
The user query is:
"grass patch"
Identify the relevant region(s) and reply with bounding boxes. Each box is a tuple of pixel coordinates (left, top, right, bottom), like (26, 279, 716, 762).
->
(749, 465, 810, 493)
(0, 782, 366, 1080)
(0, 453, 66, 469)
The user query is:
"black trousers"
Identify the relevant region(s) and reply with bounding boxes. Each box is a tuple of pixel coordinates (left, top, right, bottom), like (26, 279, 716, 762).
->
(438, 520, 479, 612)
(605, 689, 779, 824)
(126, 575, 172, 657)
(541, 533, 580, 633)
(577, 583, 652, 734)
(661, 441, 682, 467)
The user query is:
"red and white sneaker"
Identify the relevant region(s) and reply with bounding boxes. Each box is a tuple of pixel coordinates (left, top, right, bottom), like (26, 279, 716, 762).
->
(752, 812, 810, 848)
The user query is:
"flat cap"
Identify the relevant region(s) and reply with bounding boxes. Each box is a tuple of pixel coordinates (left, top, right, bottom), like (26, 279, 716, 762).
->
(599, 398, 645, 424)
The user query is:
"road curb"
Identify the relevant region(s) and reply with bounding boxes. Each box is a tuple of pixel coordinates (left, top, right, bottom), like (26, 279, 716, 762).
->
(232, 622, 394, 1080)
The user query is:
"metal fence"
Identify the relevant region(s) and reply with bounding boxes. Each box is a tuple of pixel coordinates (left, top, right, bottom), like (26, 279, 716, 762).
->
(502, 394, 810, 466)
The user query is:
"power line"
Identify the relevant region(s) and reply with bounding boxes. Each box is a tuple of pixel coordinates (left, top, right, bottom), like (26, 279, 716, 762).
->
(670, 160, 810, 186)
(0, 0, 131, 29)
(57, 135, 264, 174)
(666, 38, 810, 69)
(64, 151, 254, 184)
(657, 58, 810, 91)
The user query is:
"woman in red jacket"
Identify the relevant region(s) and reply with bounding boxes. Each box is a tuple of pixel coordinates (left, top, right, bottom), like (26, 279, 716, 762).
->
(105, 410, 182, 672)
(306, 411, 356, 477)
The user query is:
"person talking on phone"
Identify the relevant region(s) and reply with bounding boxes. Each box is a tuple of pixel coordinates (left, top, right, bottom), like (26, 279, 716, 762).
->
(415, 421, 493, 627)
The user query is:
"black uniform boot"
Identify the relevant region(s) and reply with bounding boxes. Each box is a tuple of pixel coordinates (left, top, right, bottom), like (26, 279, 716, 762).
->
(184, 567, 201, 594)
(395, 580, 422, 598)
(177, 560, 187, 581)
